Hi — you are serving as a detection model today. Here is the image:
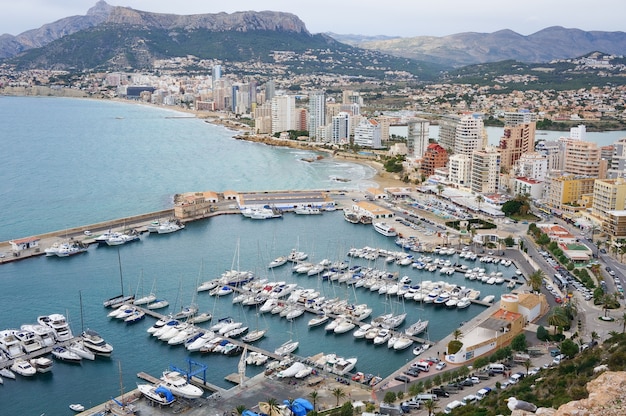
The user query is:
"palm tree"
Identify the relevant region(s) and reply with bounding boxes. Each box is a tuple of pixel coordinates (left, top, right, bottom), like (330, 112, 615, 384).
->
(424, 399, 438, 416)
(621, 312, 626, 333)
(235, 405, 247, 416)
(547, 307, 569, 335)
(523, 359, 532, 375)
(308, 390, 319, 411)
(264, 398, 282, 416)
(475, 194, 484, 210)
(452, 329, 463, 340)
(436, 183, 444, 197)
(331, 387, 346, 407)
(591, 331, 600, 344)
(528, 269, 545, 293)
(601, 293, 615, 317)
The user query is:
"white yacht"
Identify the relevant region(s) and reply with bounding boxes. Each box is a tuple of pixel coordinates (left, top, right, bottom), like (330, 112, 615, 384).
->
(81, 329, 114, 356)
(325, 356, 358, 376)
(20, 324, 56, 347)
(274, 339, 299, 356)
(156, 221, 185, 234)
(404, 319, 429, 336)
(138, 384, 176, 406)
(268, 256, 288, 269)
(373, 222, 397, 237)
(0, 330, 24, 359)
(294, 206, 321, 215)
(37, 314, 73, 341)
(159, 370, 203, 399)
(11, 359, 36, 377)
(15, 329, 44, 354)
(30, 356, 54, 373)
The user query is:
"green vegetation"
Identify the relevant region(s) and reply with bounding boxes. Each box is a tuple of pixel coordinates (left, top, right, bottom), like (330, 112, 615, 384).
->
(383, 155, 405, 173)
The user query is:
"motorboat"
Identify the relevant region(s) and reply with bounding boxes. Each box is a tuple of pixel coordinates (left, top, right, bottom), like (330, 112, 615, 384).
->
(0, 368, 15, 380)
(268, 256, 288, 269)
(11, 359, 36, 377)
(81, 329, 114, 356)
(137, 384, 176, 406)
(393, 336, 414, 351)
(0, 330, 24, 359)
(277, 362, 306, 378)
(37, 313, 73, 341)
(159, 322, 190, 342)
(147, 317, 172, 334)
(51, 346, 82, 363)
(274, 339, 299, 356)
(404, 319, 429, 336)
(353, 324, 372, 339)
(30, 357, 54, 373)
(373, 329, 392, 345)
(186, 331, 216, 352)
(69, 404, 86, 412)
(294, 366, 314, 379)
(307, 314, 329, 328)
(483, 295, 495, 304)
(209, 286, 234, 297)
(168, 325, 201, 345)
(15, 329, 45, 354)
(147, 299, 169, 310)
(294, 206, 321, 215)
(68, 340, 96, 360)
(197, 279, 220, 292)
(20, 324, 56, 347)
(456, 298, 471, 309)
(159, 370, 203, 399)
(104, 231, 140, 246)
(44, 241, 88, 257)
(172, 305, 199, 320)
(325, 356, 358, 376)
(156, 221, 185, 234)
(223, 326, 248, 339)
(245, 351, 269, 366)
(125, 309, 146, 324)
(334, 320, 356, 334)
(373, 222, 397, 237)
(412, 343, 430, 356)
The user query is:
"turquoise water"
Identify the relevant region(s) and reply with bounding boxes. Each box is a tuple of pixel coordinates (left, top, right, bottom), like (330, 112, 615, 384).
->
(0, 97, 512, 415)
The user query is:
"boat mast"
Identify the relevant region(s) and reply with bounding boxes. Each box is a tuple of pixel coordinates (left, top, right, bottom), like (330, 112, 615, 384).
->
(117, 248, 124, 297)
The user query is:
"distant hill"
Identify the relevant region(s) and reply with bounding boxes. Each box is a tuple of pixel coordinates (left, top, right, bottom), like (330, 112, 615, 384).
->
(335, 27, 626, 67)
(0, 1, 438, 79)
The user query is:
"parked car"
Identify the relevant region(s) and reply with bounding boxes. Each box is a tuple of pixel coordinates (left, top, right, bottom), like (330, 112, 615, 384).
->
(404, 368, 420, 377)
(395, 375, 411, 383)
(430, 388, 450, 398)
(435, 361, 447, 370)
(459, 379, 475, 387)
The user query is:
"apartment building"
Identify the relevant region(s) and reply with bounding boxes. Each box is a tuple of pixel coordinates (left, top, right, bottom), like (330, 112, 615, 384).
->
(448, 154, 472, 188)
(471, 146, 500, 194)
(407, 118, 430, 158)
(591, 178, 626, 223)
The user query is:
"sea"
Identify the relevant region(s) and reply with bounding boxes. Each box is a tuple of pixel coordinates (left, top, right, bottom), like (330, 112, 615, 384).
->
(0, 96, 623, 416)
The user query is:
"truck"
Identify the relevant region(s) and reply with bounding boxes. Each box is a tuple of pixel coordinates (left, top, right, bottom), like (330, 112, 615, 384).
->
(513, 353, 530, 363)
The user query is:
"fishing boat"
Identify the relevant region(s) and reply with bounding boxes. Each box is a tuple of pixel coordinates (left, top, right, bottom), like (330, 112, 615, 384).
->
(373, 222, 397, 237)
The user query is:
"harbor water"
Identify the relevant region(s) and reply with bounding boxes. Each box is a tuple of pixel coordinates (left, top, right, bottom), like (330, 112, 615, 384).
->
(1, 96, 615, 415)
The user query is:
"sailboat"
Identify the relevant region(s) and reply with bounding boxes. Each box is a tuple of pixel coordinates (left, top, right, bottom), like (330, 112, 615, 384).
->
(241, 310, 267, 343)
(107, 361, 137, 415)
(103, 249, 134, 308)
(274, 319, 298, 356)
(133, 271, 156, 306)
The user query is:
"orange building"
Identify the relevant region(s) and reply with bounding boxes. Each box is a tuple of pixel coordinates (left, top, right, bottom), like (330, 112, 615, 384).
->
(421, 143, 448, 177)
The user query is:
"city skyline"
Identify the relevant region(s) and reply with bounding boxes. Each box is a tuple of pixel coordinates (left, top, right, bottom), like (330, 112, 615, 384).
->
(2, 0, 625, 39)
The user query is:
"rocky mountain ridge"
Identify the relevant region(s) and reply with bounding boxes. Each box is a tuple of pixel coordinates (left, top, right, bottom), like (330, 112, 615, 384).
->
(0, 1, 308, 59)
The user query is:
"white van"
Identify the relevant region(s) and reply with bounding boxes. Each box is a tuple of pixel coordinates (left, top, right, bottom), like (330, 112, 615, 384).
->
(444, 400, 464, 414)
(415, 361, 430, 372)
(414, 393, 438, 402)
(488, 363, 505, 373)
(461, 395, 478, 405)
(475, 387, 492, 400)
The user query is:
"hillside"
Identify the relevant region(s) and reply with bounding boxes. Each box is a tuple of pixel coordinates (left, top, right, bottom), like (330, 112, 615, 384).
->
(348, 26, 626, 67)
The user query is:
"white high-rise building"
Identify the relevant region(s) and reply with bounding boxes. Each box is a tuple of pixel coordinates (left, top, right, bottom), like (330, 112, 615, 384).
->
(331, 112, 350, 144)
(308, 91, 326, 141)
(271, 95, 297, 134)
(448, 154, 472, 187)
(471, 146, 501, 194)
(514, 152, 548, 181)
(354, 118, 382, 148)
(454, 115, 487, 156)
(608, 138, 626, 178)
(569, 124, 586, 141)
(407, 118, 430, 158)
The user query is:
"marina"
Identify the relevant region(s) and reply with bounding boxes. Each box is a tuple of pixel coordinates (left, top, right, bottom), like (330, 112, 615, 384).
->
(0, 210, 520, 415)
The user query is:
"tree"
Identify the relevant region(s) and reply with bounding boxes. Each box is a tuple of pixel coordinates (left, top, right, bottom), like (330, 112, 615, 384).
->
(332, 387, 346, 407)
(453, 329, 463, 340)
(383, 391, 396, 404)
(528, 270, 545, 293)
(547, 307, 569, 335)
(536, 325, 549, 341)
(424, 399, 438, 416)
(537, 233, 551, 247)
(560, 338, 579, 358)
(475, 194, 484, 210)
(308, 391, 319, 410)
(511, 333, 528, 352)
(591, 331, 600, 343)
(437, 183, 445, 196)
(264, 398, 282, 416)
(504, 235, 515, 247)
(235, 405, 247, 416)
(339, 402, 353, 416)
(523, 359, 532, 375)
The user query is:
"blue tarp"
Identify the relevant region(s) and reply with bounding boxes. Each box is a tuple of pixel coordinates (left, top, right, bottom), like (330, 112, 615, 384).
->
(243, 411, 260, 416)
(283, 398, 314, 416)
(155, 386, 175, 402)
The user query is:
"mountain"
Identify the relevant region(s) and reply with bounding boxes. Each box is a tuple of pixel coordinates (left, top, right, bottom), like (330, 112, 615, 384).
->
(342, 26, 626, 67)
(0, 1, 435, 79)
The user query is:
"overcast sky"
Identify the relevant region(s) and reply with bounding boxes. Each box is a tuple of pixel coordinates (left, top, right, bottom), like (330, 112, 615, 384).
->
(2, 0, 625, 37)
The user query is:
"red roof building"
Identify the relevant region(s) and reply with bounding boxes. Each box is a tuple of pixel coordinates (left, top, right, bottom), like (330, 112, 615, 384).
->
(421, 143, 448, 177)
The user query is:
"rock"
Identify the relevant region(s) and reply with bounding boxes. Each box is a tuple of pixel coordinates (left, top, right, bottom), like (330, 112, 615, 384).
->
(555, 371, 626, 416)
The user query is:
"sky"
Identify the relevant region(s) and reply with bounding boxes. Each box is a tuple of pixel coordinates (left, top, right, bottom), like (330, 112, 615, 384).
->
(2, 0, 625, 38)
